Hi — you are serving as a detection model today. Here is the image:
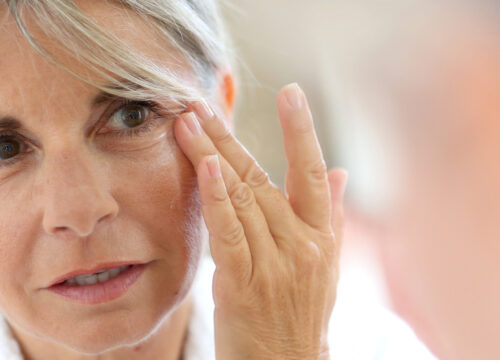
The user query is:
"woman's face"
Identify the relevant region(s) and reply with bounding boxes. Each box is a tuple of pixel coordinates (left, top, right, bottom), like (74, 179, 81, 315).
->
(0, 1, 207, 353)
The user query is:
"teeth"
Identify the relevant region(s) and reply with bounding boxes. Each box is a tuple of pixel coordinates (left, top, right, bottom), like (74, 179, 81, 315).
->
(66, 265, 132, 286)
(96, 271, 110, 283)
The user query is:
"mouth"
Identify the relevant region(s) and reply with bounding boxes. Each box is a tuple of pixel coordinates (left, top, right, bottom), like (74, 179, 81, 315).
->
(46, 262, 150, 305)
(48, 261, 146, 287)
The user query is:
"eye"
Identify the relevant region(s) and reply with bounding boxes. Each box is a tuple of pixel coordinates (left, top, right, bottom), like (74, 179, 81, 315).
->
(98, 101, 152, 135)
(0, 135, 22, 161)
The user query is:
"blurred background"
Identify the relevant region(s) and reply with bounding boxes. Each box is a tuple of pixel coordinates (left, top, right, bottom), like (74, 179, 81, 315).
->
(221, 1, 499, 358)
(222, 0, 411, 316)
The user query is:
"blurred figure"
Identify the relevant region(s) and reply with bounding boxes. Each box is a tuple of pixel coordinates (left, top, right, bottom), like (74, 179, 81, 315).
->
(328, 1, 500, 359)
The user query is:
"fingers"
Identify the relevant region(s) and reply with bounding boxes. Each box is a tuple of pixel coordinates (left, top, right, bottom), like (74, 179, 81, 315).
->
(175, 113, 277, 265)
(197, 155, 252, 280)
(278, 84, 332, 233)
(186, 103, 298, 238)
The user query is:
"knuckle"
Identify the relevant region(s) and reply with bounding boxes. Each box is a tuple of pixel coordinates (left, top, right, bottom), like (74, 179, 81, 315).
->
(218, 223, 245, 245)
(306, 159, 328, 182)
(295, 240, 324, 270)
(228, 183, 255, 210)
(212, 127, 234, 146)
(209, 187, 227, 204)
(242, 162, 270, 188)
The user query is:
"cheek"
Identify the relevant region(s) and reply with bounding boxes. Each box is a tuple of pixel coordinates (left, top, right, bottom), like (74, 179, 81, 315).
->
(0, 188, 37, 316)
(109, 131, 205, 286)
(0, 123, 207, 351)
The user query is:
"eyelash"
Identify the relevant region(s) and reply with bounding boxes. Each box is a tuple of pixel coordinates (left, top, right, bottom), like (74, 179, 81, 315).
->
(0, 100, 168, 168)
(102, 99, 165, 138)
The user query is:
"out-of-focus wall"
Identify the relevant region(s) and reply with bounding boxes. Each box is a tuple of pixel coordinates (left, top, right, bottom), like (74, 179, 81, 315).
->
(222, 0, 345, 187)
(222, 2, 500, 358)
(222, 0, 411, 207)
(221, 0, 396, 308)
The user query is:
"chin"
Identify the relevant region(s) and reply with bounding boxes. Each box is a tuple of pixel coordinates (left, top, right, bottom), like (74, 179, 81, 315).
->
(51, 314, 154, 355)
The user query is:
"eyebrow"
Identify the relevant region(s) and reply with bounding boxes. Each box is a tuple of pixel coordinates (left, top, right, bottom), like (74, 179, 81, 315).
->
(0, 84, 127, 131)
(90, 92, 116, 108)
(0, 116, 23, 131)
(90, 78, 150, 108)
(0, 79, 182, 132)
(0, 97, 113, 132)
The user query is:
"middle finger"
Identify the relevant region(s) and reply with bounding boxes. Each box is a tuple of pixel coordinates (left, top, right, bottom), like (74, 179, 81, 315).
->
(190, 101, 298, 238)
(174, 112, 277, 261)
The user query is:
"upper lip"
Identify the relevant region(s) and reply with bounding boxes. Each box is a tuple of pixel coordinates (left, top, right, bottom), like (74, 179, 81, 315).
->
(47, 261, 143, 287)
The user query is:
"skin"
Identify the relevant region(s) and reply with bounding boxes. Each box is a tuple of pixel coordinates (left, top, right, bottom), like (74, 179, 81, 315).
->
(0, 1, 346, 359)
(0, 2, 205, 360)
(178, 94, 347, 360)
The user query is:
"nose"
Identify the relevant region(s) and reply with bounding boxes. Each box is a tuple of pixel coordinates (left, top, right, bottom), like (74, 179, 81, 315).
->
(40, 147, 119, 237)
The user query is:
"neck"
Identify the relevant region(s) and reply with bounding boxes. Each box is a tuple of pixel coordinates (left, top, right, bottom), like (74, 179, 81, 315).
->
(9, 294, 193, 360)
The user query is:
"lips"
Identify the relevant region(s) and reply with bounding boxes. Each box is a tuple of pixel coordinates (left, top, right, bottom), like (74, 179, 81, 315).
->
(48, 261, 145, 288)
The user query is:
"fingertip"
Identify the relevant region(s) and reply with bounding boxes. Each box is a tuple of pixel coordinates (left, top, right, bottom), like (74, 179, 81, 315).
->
(328, 168, 349, 198)
(197, 155, 219, 180)
(174, 112, 195, 135)
(172, 115, 187, 145)
(197, 155, 227, 207)
(278, 83, 304, 111)
(206, 155, 222, 179)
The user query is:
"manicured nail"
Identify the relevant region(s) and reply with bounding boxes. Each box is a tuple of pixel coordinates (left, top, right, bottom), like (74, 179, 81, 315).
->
(207, 155, 222, 179)
(183, 112, 202, 136)
(283, 83, 303, 110)
(193, 100, 215, 122)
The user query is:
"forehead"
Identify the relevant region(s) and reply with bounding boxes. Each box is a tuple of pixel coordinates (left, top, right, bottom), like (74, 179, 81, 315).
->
(0, 0, 186, 127)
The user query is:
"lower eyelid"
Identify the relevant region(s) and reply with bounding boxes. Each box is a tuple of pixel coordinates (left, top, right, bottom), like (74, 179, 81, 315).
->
(103, 114, 166, 138)
(0, 108, 173, 168)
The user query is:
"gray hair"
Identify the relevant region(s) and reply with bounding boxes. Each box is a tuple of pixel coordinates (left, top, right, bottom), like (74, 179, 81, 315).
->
(3, 0, 232, 108)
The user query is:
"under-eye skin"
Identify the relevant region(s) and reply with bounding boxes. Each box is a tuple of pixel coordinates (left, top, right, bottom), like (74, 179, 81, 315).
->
(0, 99, 169, 168)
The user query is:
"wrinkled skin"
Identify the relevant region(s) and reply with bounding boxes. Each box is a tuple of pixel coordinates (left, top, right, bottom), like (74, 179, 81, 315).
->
(0, 2, 207, 359)
(0, 1, 346, 360)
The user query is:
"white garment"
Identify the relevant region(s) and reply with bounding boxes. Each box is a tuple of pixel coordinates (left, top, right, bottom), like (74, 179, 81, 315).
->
(0, 257, 436, 360)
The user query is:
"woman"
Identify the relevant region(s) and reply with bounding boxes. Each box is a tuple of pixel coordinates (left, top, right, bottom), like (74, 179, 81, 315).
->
(0, 1, 430, 359)
(0, 0, 346, 358)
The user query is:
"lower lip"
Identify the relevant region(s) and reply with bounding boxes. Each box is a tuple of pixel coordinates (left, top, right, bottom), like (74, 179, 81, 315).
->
(47, 263, 148, 305)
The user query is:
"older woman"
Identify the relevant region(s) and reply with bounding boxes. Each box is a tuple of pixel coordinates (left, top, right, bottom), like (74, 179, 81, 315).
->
(0, 1, 434, 359)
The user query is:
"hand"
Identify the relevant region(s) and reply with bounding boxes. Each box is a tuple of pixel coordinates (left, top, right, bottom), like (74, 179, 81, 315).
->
(173, 83, 348, 360)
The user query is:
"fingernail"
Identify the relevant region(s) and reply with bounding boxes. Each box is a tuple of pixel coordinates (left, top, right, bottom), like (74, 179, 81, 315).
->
(207, 155, 222, 179)
(183, 112, 202, 136)
(284, 83, 303, 110)
(193, 100, 214, 122)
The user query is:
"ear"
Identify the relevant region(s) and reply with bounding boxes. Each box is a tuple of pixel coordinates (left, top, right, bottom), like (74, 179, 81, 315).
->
(214, 66, 237, 130)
